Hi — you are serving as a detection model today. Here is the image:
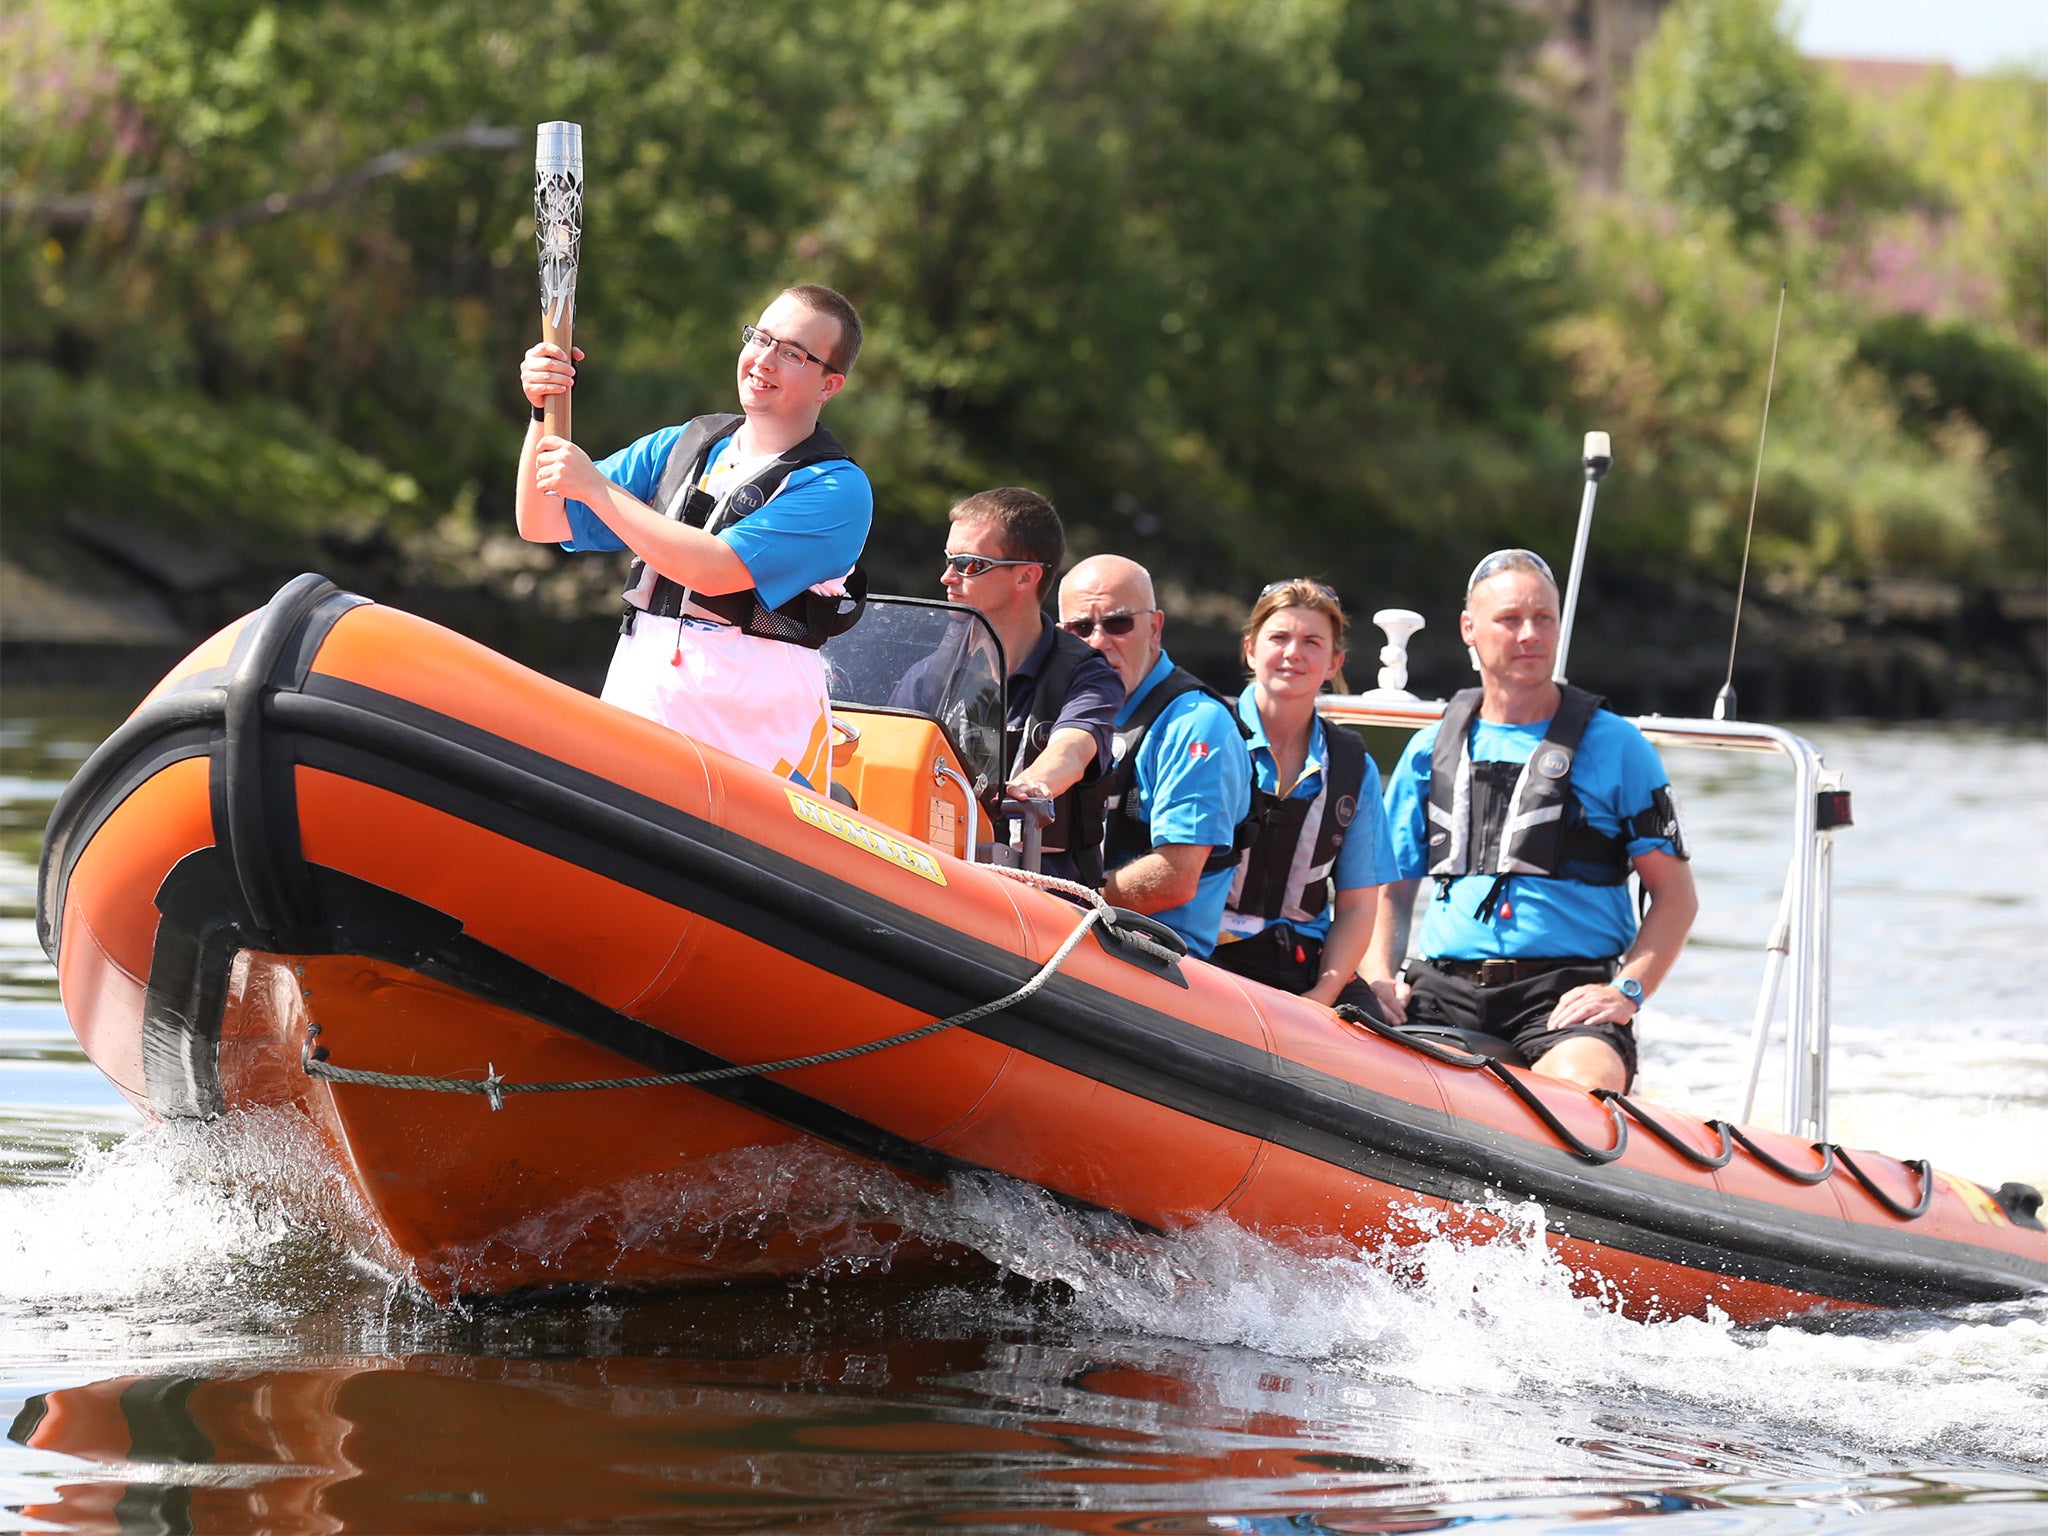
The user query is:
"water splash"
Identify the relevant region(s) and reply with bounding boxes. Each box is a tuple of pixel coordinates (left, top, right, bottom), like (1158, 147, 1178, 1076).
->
(0, 1109, 409, 1363)
(4, 1113, 2043, 1468)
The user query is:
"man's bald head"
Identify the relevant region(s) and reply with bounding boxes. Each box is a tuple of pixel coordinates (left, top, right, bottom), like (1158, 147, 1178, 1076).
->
(1059, 555, 1163, 694)
(1062, 555, 1155, 614)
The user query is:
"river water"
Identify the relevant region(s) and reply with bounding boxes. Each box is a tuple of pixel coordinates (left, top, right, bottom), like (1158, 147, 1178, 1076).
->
(2, 687, 2043, 1533)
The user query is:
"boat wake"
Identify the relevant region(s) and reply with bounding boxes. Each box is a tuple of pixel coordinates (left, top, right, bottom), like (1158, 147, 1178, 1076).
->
(5, 1110, 2043, 1467)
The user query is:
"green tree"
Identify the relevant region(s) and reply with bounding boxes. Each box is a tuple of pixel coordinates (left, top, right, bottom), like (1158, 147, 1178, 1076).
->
(1627, 0, 1813, 239)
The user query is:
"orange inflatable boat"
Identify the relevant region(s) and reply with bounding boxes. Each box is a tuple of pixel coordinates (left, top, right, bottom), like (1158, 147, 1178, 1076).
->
(36, 575, 2048, 1317)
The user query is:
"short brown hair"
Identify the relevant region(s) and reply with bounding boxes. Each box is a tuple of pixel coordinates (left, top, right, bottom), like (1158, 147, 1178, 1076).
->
(783, 283, 863, 374)
(949, 487, 1065, 579)
(1242, 577, 1350, 656)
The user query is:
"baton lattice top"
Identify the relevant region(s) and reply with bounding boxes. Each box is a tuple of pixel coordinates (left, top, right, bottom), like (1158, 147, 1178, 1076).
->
(535, 167, 583, 327)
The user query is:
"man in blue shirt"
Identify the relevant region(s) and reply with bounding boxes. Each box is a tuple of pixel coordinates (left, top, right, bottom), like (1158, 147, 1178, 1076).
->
(515, 284, 872, 790)
(1057, 555, 1253, 958)
(1364, 549, 1697, 1092)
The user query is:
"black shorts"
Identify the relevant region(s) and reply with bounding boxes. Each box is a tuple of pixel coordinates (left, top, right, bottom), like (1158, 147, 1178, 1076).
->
(1405, 961, 1638, 1087)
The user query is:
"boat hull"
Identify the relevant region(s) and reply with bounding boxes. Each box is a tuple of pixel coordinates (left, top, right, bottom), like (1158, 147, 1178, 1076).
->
(39, 577, 2048, 1314)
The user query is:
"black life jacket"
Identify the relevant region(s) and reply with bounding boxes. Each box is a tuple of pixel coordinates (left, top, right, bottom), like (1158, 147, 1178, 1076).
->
(1227, 705, 1368, 924)
(1101, 666, 1257, 878)
(1007, 623, 1111, 876)
(626, 413, 866, 649)
(1425, 684, 1632, 919)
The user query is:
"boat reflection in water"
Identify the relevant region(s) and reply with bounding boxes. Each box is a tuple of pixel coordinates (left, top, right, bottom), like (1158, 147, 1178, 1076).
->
(0, 1336, 1792, 1532)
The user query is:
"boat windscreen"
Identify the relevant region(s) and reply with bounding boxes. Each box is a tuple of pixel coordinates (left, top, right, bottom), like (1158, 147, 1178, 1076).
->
(821, 598, 1008, 797)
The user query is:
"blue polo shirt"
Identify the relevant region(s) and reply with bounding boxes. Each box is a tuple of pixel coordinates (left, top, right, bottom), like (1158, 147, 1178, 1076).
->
(1384, 710, 1680, 961)
(1110, 653, 1253, 958)
(561, 423, 872, 607)
(1219, 686, 1400, 945)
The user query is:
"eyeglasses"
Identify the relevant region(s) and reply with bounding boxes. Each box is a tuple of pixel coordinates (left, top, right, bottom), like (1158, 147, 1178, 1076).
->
(740, 324, 839, 374)
(1060, 610, 1154, 640)
(1259, 578, 1342, 603)
(943, 552, 1044, 580)
(1466, 548, 1556, 595)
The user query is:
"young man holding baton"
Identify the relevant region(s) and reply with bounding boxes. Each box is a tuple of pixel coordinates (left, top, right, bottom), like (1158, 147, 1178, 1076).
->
(515, 285, 872, 790)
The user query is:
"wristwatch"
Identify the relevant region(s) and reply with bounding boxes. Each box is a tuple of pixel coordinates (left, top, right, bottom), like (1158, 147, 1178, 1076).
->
(1614, 975, 1645, 1009)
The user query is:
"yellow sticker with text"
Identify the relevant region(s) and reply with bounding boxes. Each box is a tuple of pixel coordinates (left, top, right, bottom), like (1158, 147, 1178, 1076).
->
(787, 789, 947, 886)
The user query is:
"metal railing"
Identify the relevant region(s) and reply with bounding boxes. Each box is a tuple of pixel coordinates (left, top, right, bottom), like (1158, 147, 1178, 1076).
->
(1319, 694, 1845, 1140)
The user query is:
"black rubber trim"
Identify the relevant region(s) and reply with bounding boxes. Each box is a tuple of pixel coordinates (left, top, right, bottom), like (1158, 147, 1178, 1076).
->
(220, 572, 358, 944)
(37, 693, 223, 959)
(144, 853, 254, 1118)
(6, 1395, 48, 1449)
(118, 1376, 214, 1465)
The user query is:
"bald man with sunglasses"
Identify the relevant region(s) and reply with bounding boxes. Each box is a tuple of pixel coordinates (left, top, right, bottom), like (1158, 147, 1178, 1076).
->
(1060, 555, 1255, 957)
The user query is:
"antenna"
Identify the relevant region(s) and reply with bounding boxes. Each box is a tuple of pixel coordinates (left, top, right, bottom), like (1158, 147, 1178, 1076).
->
(1715, 281, 1788, 722)
(1552, 430, 1613, 684)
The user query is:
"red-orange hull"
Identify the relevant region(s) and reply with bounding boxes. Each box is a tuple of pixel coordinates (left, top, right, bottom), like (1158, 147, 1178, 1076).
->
(37, 577, 2048, 1316)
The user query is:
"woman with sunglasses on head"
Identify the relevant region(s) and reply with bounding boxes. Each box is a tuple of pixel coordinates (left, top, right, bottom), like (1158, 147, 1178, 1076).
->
(1209, 579, 1399, 1014)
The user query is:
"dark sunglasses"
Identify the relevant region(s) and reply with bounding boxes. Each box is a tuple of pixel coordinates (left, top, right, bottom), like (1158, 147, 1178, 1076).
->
(944, 553, 1044, 579)
(1061, 610, 1154, 639)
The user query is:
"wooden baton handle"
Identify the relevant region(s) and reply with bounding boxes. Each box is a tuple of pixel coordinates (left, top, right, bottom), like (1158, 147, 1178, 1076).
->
(541, 308, 572, 443)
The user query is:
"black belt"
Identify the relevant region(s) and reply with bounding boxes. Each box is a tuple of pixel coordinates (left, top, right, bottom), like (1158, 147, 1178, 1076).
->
(620, 599, 736, 635)
(1422, 955, 1616, 987)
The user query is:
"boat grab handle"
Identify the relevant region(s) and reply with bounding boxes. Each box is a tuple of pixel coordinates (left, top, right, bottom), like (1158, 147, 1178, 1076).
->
(1832, 1147, 1935, 1219)
(1725, 1124, 1836, 1184)
(1481, 1058, 1630, 1164)
(1594, 1092, 1736, 1169)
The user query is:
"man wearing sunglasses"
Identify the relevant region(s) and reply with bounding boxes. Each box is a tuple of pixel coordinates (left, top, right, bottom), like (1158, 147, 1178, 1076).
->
(1364, 548, 1697, 1093)
(515, 284, 871, 790)
(1058, 556, 1254, 958)
(935, 489, 1125, 884)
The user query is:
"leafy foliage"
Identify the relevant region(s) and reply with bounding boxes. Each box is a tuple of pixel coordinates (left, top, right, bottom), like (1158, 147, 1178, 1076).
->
(1625, 0, 1813, 239)
(0, 0, 2040, 629)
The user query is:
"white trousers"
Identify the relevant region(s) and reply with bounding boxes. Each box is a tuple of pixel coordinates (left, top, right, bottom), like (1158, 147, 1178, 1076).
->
(602, 615, 834, 790)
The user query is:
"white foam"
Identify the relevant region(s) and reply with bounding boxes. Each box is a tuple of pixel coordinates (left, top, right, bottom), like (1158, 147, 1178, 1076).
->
(881, 1181, 2048, 1467)
(2, 1098, 2043, 1471)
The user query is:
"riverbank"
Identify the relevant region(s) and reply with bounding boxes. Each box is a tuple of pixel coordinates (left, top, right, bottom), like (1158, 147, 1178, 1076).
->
(4, 518, 2043, 722)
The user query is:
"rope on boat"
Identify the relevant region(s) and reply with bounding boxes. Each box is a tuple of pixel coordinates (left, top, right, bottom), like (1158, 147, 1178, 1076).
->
(1336, 1003, 1932, 1215)
(297, 870, 1175, 1111)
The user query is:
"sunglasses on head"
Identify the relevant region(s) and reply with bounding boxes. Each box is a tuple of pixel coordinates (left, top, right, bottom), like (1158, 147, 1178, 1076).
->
(1060, 610, 1153, 639)
(1466, 548, 1556, 595)
(943, 552, 1043, 579)
(1259, 577, 1341, 603)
